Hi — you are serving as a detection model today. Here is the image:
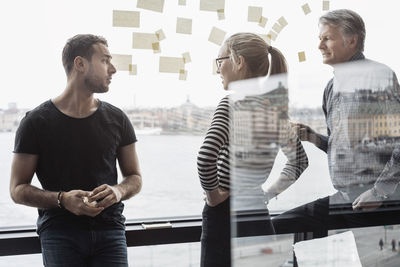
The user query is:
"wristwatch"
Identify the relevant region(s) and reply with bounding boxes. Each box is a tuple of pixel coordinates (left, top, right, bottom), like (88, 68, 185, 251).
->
(371, 187, 388, 201)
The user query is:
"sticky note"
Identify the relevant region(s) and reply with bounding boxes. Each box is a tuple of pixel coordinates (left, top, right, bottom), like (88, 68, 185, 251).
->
(302, 3, 311, 15)
(155, 29, 166, 41)
(137, 0, 165, 13)
(112, 10, 140, 28)
(111, 54, 132, 71)
(298, 51, 306, 62)
(129, 64, 137, 75)
(132, 32, 159, 49)
(258, 16, 268, 28)
(323, 1, 330, 11)
(179, 69, 188, 80)
(267, 31, 278, 41)
(208, 27, 226, 46)
(200, 0, 225, 11)
(278, 16, 288, 27)
(217, 9, 225, 20)
(272, 22, 283, 33)
(176, 17, 192, 34)
(182, 52, 191, 63)
(248, 6, 262, 22)
(152, 42, 161, 53)
(178, 0, 186, 6)
(159, 57, 185, 73)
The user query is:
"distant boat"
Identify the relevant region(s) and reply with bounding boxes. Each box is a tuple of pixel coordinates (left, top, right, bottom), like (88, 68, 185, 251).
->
(135, 127, 162, 135)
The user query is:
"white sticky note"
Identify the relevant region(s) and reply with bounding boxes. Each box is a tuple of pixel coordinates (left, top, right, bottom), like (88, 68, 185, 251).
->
(178, 0, 186, 6)
(302, 3, 311, 15)
(208, 26, 226, 46)
(298, 51, 306, 62)
(155, 29, 166, 41)
(294, 231, 362, 267)
(182, 52, 191, 63)
(278, 16, 288, 27)
(176, 17, 192, 34)
(132, 32, 159, 49)
(137, 0, 165, 13)
(217, 9, 225, 20)
(159, 57, 185, 73)
(267, 31, 278, 41)
(200, 0, 225, 11)
(112, 10, 140, 28)
(179, 69, 188, 80)
(258, 16, 268, 28)
(248, 6, 262, 22)
(111, 54, 132, 71)
(129, 64, 137, 75)
(272, 22, 283, 33)
(323, 0, 330, 11)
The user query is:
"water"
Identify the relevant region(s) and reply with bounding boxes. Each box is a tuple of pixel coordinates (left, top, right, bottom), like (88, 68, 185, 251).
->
(0, 132, 335, 228)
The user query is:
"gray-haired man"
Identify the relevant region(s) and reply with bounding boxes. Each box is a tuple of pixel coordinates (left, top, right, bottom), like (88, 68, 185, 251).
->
(274, 9, 400, 235)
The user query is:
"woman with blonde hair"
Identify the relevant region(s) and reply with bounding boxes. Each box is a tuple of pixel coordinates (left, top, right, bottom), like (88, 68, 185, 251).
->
(197, 32, 308, 267)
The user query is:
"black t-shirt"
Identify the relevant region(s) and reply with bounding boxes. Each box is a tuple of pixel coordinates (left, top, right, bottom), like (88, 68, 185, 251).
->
(14, 100, 137, 232)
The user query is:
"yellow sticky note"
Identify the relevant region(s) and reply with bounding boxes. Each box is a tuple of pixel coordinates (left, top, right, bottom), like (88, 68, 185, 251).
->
(137, 0, 165, 13)
(182, 52, 191, 63)
(302, 4, 311, 15)
(208, 26, 226, 46)
(298, 51, 306, 62)
(217, 9, 225, 20)
(132, 32, 159, 49)
(272, 22, 283, 33)
(152, 42, 161, 53)
(278, 16, 288, 27)
(200, 0, 225, 11)
(322, 0, 330, 11)
(179, 69, 188, 80)
(155, 29, 166, 41)
(258, 16, 268, 28)
(178, 0, 186, 6)
(159, 57, 185, 73)
(111, 54, 132, 71)
(248, 6, 262, 22)
(176, 17, 192, 34)
(112, 10, 140, 28)
(129, 64, 137, 75)
(267, 31, 278, 41)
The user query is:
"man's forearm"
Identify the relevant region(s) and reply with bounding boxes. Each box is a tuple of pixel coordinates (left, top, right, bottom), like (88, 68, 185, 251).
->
(115, 174, 142, 201)
(11, 184, 58, 209)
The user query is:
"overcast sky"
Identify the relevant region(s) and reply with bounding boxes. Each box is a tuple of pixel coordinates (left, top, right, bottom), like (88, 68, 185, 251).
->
(1, 0, 399, 110)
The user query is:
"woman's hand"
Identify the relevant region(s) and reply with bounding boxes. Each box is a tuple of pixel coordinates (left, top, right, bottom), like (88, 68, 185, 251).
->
(204, 188, 230, 207)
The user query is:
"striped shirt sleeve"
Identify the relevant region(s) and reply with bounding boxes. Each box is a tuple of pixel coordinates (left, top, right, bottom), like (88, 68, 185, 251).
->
(197, 97, 230, 191)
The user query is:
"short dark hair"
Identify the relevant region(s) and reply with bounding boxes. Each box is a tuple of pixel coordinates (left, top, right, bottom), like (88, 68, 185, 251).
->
(62, 34, 108, 75)
(319, 9, 366, 52)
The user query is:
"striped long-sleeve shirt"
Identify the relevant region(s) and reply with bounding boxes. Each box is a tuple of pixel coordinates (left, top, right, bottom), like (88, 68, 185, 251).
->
(197, 95, 308, 194)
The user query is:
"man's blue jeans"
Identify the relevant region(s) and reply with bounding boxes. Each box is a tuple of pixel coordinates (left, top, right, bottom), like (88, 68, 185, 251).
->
(39, 220, 128, 267)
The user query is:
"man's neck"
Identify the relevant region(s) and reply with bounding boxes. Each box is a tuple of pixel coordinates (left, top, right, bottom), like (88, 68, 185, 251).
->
(52, 81, 99, 118)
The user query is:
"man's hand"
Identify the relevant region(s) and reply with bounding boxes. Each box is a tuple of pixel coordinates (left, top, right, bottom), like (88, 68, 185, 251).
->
(291, 122, 320, 146)
(62, 190, 104, 217)
(352, 189, 383, 211)
(205, 188, 229, 207)
(88, 184, 122, 209)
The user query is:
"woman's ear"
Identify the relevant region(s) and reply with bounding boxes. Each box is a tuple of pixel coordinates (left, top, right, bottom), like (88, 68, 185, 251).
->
(237, 55, 245, 71)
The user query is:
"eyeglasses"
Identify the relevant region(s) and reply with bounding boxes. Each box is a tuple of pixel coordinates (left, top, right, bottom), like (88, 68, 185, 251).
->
(215, 56, 230, 69)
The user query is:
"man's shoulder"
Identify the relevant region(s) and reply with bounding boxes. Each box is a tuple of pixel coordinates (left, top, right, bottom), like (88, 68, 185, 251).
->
(99, 101, 128, 119)
(24, 100, 54, 120)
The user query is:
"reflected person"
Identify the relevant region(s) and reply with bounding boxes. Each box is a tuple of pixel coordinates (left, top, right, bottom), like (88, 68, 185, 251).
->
(197, 32, 308, 267)
(275, 9, 400, 235)
(10, 34, 142, 267)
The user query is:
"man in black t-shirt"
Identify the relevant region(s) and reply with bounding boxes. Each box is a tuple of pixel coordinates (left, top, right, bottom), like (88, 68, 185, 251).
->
(10, 34, 142, 267)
